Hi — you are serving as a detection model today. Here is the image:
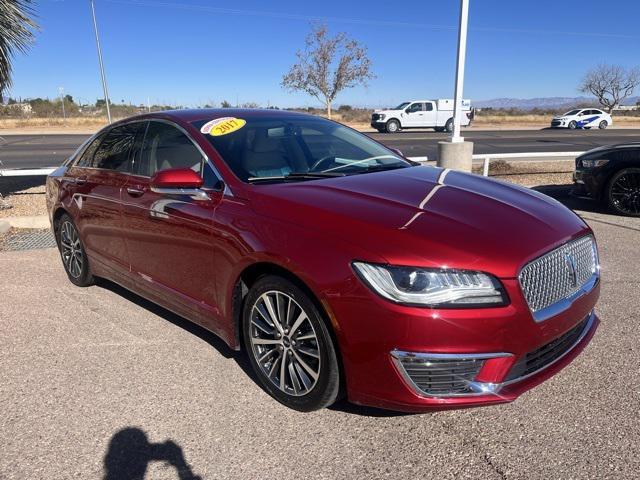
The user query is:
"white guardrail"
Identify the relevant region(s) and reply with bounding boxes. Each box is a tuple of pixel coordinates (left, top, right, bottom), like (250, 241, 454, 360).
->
(0, 151, 584, 178)
(408, 151, 585, 176)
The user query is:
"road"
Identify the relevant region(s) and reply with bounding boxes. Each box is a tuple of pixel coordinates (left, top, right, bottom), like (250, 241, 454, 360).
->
(1, 193, 639, 479)
(1, 128, 640, 169)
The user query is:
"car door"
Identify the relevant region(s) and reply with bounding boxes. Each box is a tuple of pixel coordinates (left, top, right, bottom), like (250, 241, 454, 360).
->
(121, 120, 223, 331)
(403, 102, 425, 127)
(69, 123, 141, 275)
(422, 101, 437, 127)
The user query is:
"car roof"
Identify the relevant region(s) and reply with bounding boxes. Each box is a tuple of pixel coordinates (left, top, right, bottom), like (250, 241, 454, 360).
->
(108, 108, 316, 129)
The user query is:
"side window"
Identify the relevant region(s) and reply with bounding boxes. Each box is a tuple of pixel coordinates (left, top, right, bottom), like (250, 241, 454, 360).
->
(75, 134, 104, 168)
(138, 122, 205, 177)
(424, 102, 434, 111)
(93, 124, 140, 172)
(407, 103, 423, 113)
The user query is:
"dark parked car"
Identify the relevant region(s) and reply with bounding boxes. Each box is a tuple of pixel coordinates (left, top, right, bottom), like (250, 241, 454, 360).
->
(573, 143, 640, 216)
(46, 109, 600, 412)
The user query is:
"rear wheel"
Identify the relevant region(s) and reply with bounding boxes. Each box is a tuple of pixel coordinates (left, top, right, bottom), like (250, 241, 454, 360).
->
(385, 119, 400, 133)
(568, 120, 577, 129)
(599, 120, 608, 129)
(445, 118, 454, 133)
(56, 214, 94, 287)
(606, 168, 640, 217)
(242, 275, 341, 411)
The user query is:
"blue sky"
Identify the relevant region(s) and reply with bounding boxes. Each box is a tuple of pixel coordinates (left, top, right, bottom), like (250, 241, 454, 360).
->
(9, 0, 640, 107)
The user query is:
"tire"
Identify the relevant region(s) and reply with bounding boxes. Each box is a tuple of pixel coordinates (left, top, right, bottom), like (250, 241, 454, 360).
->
(434, 127, 445, 133)
(56, 214, 95, 287)
(568, 120, 577, 129)
(599, 120, 608, 129)
(242, 275, 341, 411)
(606, 168, 640, 217)
(445, 118, 454, 133)
(385, 119, 400, 133)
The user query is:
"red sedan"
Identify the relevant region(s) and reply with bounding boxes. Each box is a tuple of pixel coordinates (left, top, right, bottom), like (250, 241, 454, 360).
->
(46, 109, 600, 412)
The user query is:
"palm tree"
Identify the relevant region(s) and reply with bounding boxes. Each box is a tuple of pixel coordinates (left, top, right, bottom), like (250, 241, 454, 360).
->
(0, 0, 37, 102)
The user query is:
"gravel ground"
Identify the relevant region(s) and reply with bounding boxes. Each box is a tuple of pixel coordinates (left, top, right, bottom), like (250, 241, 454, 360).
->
(0, 178, 47, 218)
(1, 188, 639, 479)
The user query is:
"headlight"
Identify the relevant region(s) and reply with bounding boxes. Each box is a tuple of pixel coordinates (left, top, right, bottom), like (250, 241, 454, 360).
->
(378, 114, 385, 121)
(352, 262, 508, 307)
(581, 158, 609, 168)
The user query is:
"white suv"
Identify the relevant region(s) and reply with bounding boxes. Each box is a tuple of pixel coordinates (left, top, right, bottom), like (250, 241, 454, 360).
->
(371, 99, 473, 133)
(551, 108, 612, 129)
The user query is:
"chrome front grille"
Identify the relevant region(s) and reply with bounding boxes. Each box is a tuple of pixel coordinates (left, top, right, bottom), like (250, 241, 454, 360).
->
(519, 235, 598, 321)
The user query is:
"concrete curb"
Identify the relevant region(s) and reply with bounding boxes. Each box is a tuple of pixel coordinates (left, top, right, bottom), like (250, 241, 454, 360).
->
(1, 215, 50, 230)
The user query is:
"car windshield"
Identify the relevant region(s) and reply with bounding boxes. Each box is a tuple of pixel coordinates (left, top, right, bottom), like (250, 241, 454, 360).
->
(193, 115, 411, 183)
(564, 109, 581, 116)
(394, 102, 410, 110)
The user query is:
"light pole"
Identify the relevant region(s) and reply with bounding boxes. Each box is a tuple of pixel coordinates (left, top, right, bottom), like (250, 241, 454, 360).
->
(90, 0, 112, 124)
(451, 0, 469, 143)
(437, 0, 474, 172)
(58, 87, 66, 124)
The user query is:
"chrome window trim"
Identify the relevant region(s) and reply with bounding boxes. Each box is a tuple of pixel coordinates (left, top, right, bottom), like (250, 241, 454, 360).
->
(391, 310, 595, 398)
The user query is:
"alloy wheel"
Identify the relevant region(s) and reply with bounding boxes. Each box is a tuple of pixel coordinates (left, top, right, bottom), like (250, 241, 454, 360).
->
(249, 291, 321, 396)
(610, 171, 640, 215)
(60, 220, 84, 278)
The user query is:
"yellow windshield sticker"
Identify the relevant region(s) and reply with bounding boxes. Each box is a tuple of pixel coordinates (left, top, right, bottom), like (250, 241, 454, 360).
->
(201, 117, 246, 136)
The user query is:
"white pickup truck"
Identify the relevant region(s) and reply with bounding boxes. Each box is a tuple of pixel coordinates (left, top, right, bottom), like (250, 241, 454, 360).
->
(371, 99, 474, 133)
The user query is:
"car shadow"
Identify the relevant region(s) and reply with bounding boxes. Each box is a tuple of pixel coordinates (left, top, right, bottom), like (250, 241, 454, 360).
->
(532, 183, 611, 214)
(97, 279, 419, 418)
(103, 427, 201, 480)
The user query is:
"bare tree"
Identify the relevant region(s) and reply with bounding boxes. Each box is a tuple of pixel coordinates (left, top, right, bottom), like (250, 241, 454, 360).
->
(282, 24, 374, 118)
(0, 0, 38, 102)
(579, 64, 640, 113)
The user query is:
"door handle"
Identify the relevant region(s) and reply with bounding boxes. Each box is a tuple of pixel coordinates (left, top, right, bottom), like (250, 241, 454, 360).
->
(75, 176, 87, 186)
(126, 187, 145, 197)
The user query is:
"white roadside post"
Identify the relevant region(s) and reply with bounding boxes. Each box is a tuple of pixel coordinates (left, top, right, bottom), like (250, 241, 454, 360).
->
(438, 0, 474, 172)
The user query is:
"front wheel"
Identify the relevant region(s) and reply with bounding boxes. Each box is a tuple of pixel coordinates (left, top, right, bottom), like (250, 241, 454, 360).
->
(242, 275, 341, 411)
(445, 118, 454, 133)
(568, 120, 577, 129)
(56, 214, 95, 287)
(606, 168, 640, 217)
(385, 119, 400, 133)
(599, 120, 608, 129)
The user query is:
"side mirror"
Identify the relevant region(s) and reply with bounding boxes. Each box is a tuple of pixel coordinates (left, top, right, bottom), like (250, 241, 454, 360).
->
(151, 168, 203, 189)
(150, 168, 209, 200)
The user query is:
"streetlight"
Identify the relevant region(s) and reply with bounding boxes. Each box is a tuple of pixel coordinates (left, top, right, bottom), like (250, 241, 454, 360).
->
(58, 86, 66, 124)
(437, 0, 473, 172)
(90, 0, 112, 124)
(451, 0, 469, 143)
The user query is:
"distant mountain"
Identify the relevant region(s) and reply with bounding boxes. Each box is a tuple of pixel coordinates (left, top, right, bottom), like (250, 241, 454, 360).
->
(475, 96, 640, 110)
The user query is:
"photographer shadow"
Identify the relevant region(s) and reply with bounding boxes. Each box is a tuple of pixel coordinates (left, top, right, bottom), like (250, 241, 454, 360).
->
(103, 427, 201, 480)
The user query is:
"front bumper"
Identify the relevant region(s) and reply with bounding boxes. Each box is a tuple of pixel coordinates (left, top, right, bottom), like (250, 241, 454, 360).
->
(330, 275, 600, 412)
(572, 169, 601, 200)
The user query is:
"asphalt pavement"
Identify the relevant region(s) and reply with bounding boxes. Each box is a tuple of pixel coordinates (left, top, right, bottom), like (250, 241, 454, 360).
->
(1, 128, 640, 169)
(1, 193, 639, 479)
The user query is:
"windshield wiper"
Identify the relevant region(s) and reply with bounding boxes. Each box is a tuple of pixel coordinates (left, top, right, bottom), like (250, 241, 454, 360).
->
(348, 164, 410, 174)
(247, 172, 345, 183)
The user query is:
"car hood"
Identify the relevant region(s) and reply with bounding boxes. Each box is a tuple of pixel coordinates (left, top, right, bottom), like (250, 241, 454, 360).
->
(249, 166, 590, 278)
(374, 109, 400, 115)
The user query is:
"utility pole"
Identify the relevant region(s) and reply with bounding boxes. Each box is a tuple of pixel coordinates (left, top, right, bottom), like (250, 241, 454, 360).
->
(437, 0, 473, 172)
(90, 0, 112, 124)
(58, 87, 66, 124)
